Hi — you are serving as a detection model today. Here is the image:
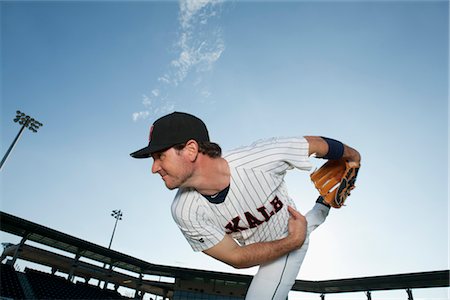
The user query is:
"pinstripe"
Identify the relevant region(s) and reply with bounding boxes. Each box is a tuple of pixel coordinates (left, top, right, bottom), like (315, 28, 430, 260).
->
(171, 137, 312, 251)
(272, 253, 290, 300)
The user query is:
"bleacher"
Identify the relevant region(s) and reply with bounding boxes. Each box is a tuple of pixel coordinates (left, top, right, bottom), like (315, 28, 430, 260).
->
(0, 263, 25, 299)
(1, 211, 448, 300)
(0, 263, 129, 300)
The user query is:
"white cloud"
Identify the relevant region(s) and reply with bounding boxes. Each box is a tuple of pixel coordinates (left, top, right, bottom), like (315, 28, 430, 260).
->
(170, 0, 224, 86)
(132, 111, 150, 122)
(179, 0, 221, 29)
(133, 0, 224, 121)
(151, 89, 160, 97)
(142, 94, 151, 107)
(158, 76, 170, 84)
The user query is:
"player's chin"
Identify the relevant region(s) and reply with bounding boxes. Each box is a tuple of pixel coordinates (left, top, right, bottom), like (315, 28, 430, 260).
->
(165, 185, 178, 190)
(163, 180, 180, 190)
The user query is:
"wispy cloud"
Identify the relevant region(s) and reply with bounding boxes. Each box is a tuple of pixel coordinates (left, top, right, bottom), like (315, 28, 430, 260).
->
(132, 110, 150, 122)
(132, 0, 224, 122)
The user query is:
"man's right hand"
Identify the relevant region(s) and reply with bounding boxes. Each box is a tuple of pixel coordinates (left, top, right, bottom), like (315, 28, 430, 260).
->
(287, 206, 307, 249)
(203, 206, 308, 269)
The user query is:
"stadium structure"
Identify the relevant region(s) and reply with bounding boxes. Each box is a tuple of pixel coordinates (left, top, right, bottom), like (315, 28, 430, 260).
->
(0, 210, 448, 300)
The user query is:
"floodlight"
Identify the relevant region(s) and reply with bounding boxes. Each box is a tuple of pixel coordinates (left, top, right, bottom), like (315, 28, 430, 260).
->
(107, 209, 124, 250)
(1, 111, 44, 171)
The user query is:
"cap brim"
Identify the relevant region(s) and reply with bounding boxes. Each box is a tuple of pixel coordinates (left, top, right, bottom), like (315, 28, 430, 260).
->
(130, 144, 174, 159)
(130, 146, 153, 159)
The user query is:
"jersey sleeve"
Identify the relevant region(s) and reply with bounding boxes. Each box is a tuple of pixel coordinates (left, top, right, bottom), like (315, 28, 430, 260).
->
(171, 190, 225, 252)
(225, 136, 313, 174)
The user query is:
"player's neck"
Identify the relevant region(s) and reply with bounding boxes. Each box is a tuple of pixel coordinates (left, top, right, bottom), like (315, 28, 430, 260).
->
(191, 156, 230, 195)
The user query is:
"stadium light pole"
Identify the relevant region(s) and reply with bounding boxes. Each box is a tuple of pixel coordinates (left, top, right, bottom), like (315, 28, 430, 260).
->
(100, 210, 123, 289)
(0, 110, 43, 171)
(108, 209, 123, 249)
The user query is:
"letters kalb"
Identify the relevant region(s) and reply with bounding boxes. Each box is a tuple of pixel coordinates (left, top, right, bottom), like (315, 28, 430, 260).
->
(225, 196, 284, 234)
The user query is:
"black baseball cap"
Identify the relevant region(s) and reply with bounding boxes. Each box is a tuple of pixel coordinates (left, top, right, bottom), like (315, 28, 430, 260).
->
(130, 112, 210, 159)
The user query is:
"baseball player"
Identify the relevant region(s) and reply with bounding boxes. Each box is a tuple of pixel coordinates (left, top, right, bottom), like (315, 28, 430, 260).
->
(131, 112, 361, 299)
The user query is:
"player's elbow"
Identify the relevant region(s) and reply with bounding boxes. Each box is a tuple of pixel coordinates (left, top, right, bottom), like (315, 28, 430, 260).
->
(228, 257, 255, 269)
(202, 236, 259, 269)
(222, 252, 256, 269)
(204, 248, 254, 269)
(232, 264, 248, 270)
(215, 254, 241, 269)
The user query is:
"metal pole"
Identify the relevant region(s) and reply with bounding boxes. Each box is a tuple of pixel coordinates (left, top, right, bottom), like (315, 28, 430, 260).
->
(108, 214, 120, 249)
(406, 289, 414, 300)
(1, 111, 43, 171)
(0, 123, 27, 170)
(99, 210, 122, 288)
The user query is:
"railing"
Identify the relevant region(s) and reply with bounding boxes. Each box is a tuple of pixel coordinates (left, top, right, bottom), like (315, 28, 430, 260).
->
(292, 270, 449, 299)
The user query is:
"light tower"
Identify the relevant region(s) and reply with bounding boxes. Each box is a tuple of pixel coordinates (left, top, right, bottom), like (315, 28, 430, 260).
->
(108, 209, 123, 249)
(0, 110, 43, 170)
(100, 209, 123, 289)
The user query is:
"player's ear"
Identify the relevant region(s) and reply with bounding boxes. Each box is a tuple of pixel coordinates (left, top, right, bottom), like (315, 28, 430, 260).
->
(184, 139, 199, 162)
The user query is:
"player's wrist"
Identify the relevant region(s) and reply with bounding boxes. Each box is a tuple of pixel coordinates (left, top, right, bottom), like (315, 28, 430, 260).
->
(286, 229, 306, 250)
(292, 233, 306, 249)
(343, 148, 361, 165)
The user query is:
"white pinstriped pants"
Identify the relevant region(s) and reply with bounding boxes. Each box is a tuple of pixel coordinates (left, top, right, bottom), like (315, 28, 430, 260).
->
(245, 203, 330, 300)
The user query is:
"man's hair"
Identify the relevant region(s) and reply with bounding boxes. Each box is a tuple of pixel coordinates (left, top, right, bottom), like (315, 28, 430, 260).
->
(173, 141, 222, 158)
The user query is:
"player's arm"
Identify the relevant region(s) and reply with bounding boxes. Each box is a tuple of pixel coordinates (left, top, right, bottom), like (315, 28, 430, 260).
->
(203, 206, 306, 269)
(304, 136, 361, 165)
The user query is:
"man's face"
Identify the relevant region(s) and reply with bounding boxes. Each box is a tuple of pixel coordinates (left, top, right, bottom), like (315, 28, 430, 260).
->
(151, 147, 193, 190)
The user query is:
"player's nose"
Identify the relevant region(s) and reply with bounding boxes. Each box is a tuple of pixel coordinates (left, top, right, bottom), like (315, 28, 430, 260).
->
(151, 159, 161, 174)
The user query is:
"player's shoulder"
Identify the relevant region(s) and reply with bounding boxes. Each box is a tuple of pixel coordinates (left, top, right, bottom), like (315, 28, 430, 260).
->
(171, 188, 203, 219)
(172, 188, 200, 204)
(224, 136, 308, 159)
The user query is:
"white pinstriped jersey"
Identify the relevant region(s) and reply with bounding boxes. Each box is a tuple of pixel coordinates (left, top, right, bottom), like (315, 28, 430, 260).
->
(171, 137, 312, 252)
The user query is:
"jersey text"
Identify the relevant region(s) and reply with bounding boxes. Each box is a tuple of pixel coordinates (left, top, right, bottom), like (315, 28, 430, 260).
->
(225, 196, 284, 233)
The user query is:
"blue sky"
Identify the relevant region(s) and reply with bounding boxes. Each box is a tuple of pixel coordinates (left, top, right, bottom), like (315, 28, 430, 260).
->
(1, 1, 448, 299)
